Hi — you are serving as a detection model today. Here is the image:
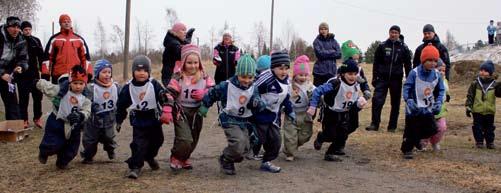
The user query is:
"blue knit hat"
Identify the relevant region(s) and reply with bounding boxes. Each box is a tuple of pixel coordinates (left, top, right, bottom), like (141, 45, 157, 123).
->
(338, 59, 359, 74)
(236, 54, 257, 76)
(271, 51, 290, 69)
(93, 59, 112, 80)
(256, 55, 271, 72)
(480, 60, 495, 75)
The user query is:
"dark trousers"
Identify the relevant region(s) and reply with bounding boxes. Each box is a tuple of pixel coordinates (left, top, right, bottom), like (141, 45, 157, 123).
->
(313, 74, 334, 87)
(222, 125, 250, 163)
(171, 107, 203, 161)
(371, 78, 402, 129)
(39, 113, 81, 166)
(255, 123, 281, 162)
(317, 110, 356, 154)
(126, 122, 164, 169)
(81, 125, 117, 160)
(488, 34, 495, 45)
(18, 78, 43, 121)
(401, 115, 437, 153)
(472, 113, 495, 144)
(0, 80, 20, 120)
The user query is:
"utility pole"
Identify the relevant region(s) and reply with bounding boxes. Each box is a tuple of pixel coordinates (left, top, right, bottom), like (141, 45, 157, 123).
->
(269, 0, 274, 54)
(51, 21, 54, 35)
(123, 0, 131, 81)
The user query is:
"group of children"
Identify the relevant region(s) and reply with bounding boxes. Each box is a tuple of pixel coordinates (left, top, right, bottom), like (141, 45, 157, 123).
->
(33, 40, 499, 178)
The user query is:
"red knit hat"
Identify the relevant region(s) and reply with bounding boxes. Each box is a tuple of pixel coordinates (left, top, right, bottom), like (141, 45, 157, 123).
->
(420, 43, 439, 63)
(70, 65, 88, 83)
(59, 14, 71, 23)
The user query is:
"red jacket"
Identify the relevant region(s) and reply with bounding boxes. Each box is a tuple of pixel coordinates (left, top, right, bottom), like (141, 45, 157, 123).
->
(42, 28, 92, 78)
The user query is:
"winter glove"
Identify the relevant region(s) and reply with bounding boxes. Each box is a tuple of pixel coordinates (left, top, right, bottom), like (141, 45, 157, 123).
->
(115, 124, 122, 133)
(432, 103, 441, 115)
(287, 112, 297, 125)
(160, 106, 173, 124)
(191, 89, 207, 101)
(357, 97, 368, 109)
(406, 99, 418, 113)
(198, 105, 209, 117)
(213, 56, 222, 66)
(446, 94, 451, 102)
(363, 90, 372, 100)
(185, 28, 195, 44)
(67, 111, 84, 125)
(466, 107, 472, 118)
(357, 76, 367, 84)
(307, 106, 316, 117)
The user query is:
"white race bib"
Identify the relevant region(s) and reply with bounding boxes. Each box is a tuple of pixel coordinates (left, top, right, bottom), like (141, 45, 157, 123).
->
(415, 69, 439, 111)
(93, 83, 118, 114)
(261, 81, 290, 112)
(290, 83, 310, 112)
(178, 76, 206, 108)
(128, 80, 157, 111)
(56, 91, 86, 120)
(329, 81, 359, 112)
(223, 81, 254, 118)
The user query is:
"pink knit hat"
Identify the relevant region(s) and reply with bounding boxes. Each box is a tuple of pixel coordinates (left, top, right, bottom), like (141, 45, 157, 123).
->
(171, 22, 187, 33)
(174, 44, 204, 73)
(293, 55, 310, 76)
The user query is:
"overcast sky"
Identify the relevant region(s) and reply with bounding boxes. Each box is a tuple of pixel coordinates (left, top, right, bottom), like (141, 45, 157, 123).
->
(34, 0, 500, 55)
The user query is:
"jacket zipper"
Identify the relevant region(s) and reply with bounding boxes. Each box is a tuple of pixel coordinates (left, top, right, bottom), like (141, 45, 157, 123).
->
(388, 42, 395, 80)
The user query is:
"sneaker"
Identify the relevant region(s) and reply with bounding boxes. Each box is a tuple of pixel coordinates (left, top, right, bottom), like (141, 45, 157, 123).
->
(246, 154, 263, 161)
(23, 120, 29, 129)
(33, 119, 43, 128)
(416, 142, 426, 152)
(476, 142, 484, 149)
(313, 133, 322, 150)
(260, 161, 281, 173)
(81, 158, 93, 164)
(486, 143, 496, 149)
(127, 168, 141, 179)
(181, 159, 193, 170)
(403, 151, 413, 159)
(107, 150, 116, 160)
(365, 124, 379, 131)
(324, 154, 342, 162)
(333, 149, 346, 156)
(285, 156, 294, 161)
(169, 156, 183, 170)
(432, 143, 441, 151)
(147, 159, 160, 170)
(219, 156, 236, 175)
(38, 153, 48, 164)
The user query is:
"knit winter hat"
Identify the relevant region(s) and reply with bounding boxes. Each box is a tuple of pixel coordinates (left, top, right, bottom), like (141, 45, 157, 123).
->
(59, 14, 71, 23)
(341, 40, 360, 61)
(423, 24, 435, 33)
(20, 21, 32, 30)
(70, 65, 88, 83)
(338, 59, 359, 74)
(6, 16, 21, 27)
(172, 22, 187, 33)
(480, 60, 495, 75)
(132, 55, 152, 74)
(93, 59, 112, 80)
(389, 25, 401, 33)
(271, 51, 290, 69)
(436, 58, 445, 68)
(256, 55, 271, 72)
(420, 43, 440, 63)
(319, 22, 329, 30)
(293, 55, 310, 76)
(223, 30, 232, 38)
(236, 54, 257, 76)
(176, 44, 204, 73)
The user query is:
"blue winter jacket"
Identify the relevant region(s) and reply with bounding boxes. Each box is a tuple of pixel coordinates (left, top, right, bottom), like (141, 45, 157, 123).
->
(253, 69, 293, 124)
(313, 34, 342, 77)
(403, 65, 445, 116)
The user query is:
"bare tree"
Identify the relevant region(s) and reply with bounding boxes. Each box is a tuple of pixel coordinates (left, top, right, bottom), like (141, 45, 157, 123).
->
(73, 20, 81, 34)
(444, 30, 459, 51)
(94, 17, 107, 58)
(142, 21, 154, 55)
(282, 19, 297, 50)
(0, 0, 40, 23)
(110, 25, 125, 53)
(135, 19, 143, 54)
(252, 21, 268, 55)
(165, 8, 179, 30)
(209, 26, 217, 56)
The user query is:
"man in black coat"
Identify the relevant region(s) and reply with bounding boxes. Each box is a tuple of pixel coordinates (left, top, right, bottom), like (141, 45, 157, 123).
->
(366, 25, 412, 132)
(212, 31, 240, 84)
(412, 24, 451, 80)
(161, 22, 194, 86)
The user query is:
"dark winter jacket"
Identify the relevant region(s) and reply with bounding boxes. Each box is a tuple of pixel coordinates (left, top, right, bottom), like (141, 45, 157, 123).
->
(253, 69, 293, 124)
(373, 38, 412, 81)
(312, 33, 341, 77)
(162, 30, 187, 86)
(413, 35, 451, 80)
(0, 25, 28, 76)
(18, 35, 44, 80)
(87, 81, 121, 129)
(213, 43, 240, 84)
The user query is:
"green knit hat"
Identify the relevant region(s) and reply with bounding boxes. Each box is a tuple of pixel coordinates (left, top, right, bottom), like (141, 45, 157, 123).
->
(236, 54, 257, 76)
(341, 40, 361, 61)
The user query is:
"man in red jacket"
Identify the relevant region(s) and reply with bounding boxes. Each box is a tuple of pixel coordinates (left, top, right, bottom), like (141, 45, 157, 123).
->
(41, 14, 92, 83)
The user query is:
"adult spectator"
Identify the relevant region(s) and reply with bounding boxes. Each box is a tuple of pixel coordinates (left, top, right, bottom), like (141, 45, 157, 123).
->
(312, 22, 341, 86)
(213, 30, 240, 84)
(487, 20, 497, 45)
(161, 22, 195, 86)
(412, 24, 450, 80)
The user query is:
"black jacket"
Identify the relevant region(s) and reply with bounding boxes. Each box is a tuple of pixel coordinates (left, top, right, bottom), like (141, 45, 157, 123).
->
(213, 43, 239, 84)
(162, 31, 187, 86)
(373, 39, 412, 80)
(0, 25, 28, 76)
(413, 35, 450, 80)
(18, 35, 44, 80)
